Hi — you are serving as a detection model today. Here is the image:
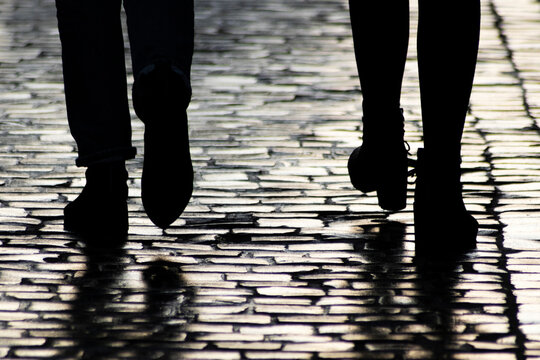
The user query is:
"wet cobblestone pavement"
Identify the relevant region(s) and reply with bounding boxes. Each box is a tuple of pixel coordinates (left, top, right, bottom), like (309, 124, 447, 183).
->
(0, 0, 540, 358)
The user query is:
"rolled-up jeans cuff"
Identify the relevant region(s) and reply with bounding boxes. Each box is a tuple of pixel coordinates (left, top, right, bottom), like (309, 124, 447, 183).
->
(75, 146, 137, 167)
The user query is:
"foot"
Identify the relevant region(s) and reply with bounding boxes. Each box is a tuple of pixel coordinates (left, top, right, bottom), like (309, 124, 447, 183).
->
(413, 148, 478, 255)
(133, 62, 193, 229)
(347, 109, 408, 211)
(64, 162, 129, 237)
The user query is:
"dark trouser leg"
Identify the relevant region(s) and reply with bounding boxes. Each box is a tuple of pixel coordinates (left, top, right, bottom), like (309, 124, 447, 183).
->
(55, 0, 136, 166)
(123, 0, 194, 88)
(349, 0, 409, 117)
(123, 0, 195, 229)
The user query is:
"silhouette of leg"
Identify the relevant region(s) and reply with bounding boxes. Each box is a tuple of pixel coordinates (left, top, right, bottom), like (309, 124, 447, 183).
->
(56, 0, 136, 166)
(124, 0, 195, 229)
(417, 0, 480, 162)
(349, 0, 409, 116)
(415, 0, 481, 252)
(56, 0, 134, 236)
(347, 0, 410, 211)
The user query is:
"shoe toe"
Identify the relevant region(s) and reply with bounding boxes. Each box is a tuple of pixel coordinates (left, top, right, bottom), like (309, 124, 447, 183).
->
(142, 125, 193, 229)
(142, 172, 193, 229)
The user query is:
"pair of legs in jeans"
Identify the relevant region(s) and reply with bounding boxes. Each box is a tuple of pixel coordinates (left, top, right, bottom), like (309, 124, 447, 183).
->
(56, 0, 194, 235)
(57, 0, 480, 251)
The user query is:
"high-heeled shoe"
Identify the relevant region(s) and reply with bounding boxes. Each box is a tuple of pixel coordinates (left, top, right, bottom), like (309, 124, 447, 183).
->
(347, 109, 409, 211)
(413, 148, 478, 255)
(64, 161, 129, 236)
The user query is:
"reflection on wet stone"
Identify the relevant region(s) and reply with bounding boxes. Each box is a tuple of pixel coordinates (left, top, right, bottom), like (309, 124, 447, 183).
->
(0, 0, 538, 358)
(67, 248, 195, 359)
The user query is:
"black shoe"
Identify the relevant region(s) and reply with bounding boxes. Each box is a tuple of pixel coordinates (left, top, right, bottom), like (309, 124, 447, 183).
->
(133, 61, 193, 229)
(348, 109, 408, 211)
(413, 148, 478, 255)
(64, 161, 129, 237)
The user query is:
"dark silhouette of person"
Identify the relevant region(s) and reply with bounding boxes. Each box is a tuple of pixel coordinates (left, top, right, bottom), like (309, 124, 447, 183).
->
(55, 0, 194, 235)
(347, 1, 480, 252)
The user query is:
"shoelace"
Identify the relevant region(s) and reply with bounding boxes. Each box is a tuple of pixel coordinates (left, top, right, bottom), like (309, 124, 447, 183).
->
(406, 154, 476, 185)
(404, 141, 418, 183)
(407, 158, 418, 183)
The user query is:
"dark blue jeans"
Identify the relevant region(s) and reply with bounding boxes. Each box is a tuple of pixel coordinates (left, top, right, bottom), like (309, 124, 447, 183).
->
(56, 0, 194, 166)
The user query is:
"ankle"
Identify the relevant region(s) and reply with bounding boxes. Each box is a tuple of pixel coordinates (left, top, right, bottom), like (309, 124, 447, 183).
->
(84, 161, 128, 196)
(361, 109, 405, 147)
(415, 148, 470, 211)
(362, 102, 403, 119)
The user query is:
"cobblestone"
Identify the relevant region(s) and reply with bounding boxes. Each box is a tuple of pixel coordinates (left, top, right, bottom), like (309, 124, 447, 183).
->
(0, 0, 539, 358)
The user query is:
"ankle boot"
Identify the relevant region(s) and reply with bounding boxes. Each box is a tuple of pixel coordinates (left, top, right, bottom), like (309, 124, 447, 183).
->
(413, 148, 478, 255)
(133, 62, 193, 229)
(347, 109, 409, 211)
(64, 161, 129, 236)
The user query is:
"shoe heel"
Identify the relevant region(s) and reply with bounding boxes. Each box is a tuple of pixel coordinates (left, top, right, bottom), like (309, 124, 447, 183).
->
(377, 177, 407, 211)
(376, 155, 408, 211)
(413, 205, 426, 245)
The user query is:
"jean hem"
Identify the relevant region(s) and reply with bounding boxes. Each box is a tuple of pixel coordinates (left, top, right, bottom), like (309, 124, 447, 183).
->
(75, 146, 137, 167)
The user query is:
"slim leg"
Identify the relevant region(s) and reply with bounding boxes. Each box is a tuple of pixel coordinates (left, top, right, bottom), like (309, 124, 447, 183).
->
(414, 0, 481, 252)
(349, 0, 410, 117)
(417, 0, 481, 162)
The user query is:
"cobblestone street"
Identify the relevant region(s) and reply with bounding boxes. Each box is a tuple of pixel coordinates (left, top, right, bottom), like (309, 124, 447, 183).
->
(0, 0, 540, 358)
